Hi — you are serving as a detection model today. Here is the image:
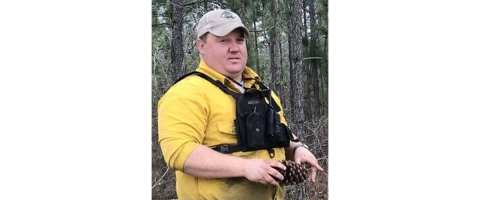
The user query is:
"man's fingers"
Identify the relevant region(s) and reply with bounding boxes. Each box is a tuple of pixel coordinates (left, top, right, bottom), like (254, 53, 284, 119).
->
(263, 173, 280, 186)
(298, 156, 323, 182)
(265, 160, 286, 181)
(309, 167, 318, 182)
(268, 167, 284, 181)
(311, 161, 324, 171)
(294, 156, 302, 165)
(269, 160, 286, 170)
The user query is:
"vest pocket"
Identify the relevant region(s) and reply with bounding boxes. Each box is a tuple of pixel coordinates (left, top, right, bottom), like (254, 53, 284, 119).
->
(217, 121, 235, 135)
(246, 112, 265, 149)
(217, 121, 237, 145)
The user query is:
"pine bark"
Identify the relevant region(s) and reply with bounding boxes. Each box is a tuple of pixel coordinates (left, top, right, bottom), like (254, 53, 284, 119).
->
(253, 3, 261, 76)
(288, 0, 305, 142)
(289, 1, 306, 199)
(170, 0, 185, 81)
(309, 0, 320, 119)
(270, 0, 283, 99)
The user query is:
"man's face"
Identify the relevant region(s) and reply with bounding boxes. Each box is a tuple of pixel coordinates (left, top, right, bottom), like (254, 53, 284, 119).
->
(197, 29, 248, 79)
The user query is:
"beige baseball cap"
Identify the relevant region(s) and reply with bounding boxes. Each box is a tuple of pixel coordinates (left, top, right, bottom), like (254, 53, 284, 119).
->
(196, 9, 249, 38)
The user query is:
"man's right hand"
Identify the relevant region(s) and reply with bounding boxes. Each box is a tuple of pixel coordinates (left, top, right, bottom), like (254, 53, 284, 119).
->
(242, 159, 286, 186)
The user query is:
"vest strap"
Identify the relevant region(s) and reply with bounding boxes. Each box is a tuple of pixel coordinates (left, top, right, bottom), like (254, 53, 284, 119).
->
(212, 145, 243, 154)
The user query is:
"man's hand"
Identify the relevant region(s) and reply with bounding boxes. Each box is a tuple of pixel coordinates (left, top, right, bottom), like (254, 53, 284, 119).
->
(242, 159, 286, 186)
(294, 147, 324, 182)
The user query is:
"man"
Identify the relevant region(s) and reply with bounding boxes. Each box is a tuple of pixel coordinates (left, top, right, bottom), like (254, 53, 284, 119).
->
(158, 9, 323, 199)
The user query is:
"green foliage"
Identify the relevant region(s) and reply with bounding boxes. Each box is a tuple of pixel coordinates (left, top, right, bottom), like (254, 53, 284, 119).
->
(285, 8, 293, 17)
(302, 36, 309, 48)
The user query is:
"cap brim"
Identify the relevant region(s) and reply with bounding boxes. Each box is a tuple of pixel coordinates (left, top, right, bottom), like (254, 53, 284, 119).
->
(209, 23, 249, 37)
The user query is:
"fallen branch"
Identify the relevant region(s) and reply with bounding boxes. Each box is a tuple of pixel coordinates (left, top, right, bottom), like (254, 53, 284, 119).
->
(152, 168, 170, 189)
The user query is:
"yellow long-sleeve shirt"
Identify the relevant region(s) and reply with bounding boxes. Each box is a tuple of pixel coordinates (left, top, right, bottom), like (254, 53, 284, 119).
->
(158, 59, 289, 199)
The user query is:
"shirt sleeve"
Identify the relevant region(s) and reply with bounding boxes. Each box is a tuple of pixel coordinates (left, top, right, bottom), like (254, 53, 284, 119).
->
(158, 82, 208, 171)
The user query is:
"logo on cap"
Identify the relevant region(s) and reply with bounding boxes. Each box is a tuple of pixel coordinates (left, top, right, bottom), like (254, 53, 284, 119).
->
(220, 10, 236, 19)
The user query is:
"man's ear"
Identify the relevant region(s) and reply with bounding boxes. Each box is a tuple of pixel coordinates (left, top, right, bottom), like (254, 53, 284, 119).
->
(196, 38, 205, 54)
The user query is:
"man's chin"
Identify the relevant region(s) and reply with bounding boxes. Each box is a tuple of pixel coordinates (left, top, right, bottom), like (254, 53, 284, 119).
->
(226, 65, 245, 73)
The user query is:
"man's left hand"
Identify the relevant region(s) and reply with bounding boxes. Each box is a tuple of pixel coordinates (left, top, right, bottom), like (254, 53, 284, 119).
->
(294, 147, 324, 182)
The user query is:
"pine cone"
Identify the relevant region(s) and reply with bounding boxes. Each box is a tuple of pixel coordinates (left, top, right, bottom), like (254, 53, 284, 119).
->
(274, 160, 309, 186)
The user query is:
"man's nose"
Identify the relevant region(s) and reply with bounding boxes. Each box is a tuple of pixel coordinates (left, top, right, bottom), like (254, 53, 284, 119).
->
(229, 42, 240, 52)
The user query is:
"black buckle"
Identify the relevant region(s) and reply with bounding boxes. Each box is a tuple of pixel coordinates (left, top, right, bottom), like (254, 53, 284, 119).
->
(213, 145, 242, 154)
(219, 146, 229, 153)
(213, 145, 230, 153)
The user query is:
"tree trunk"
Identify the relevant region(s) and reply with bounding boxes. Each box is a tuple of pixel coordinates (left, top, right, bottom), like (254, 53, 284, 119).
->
(270, 0, 283, 101)
(288, 0, 305, 198)
(238, 0, 248, 27)
(319, 0, 328, 117)
(253, 4, 260, 77)
(309, 0, 320, 119)
(170, 0, 185, 81)
(303, 0, 308, 42)
(288, 0, 305, 140)
(302, 0, 313, 122)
